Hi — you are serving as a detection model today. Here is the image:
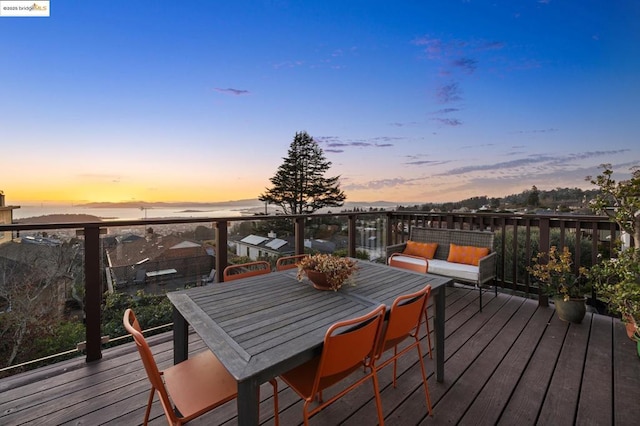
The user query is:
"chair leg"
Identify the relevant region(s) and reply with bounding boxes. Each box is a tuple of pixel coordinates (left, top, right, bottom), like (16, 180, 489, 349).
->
(423, 307, 433, 359)
(392, 346, 398, 388)
(372, 371, 385, 426)
(143, 388, 155, 425)
(415, 344, 433, 416)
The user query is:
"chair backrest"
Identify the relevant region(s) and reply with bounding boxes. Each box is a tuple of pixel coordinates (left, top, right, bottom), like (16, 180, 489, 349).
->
(389, 253, 428, 273)
(314, 304, 386, 392)
(378, 285, 431, 353)
(275, 254, 309, 271)
(123, 309, 176, 421)
(223, 261, 271, 281)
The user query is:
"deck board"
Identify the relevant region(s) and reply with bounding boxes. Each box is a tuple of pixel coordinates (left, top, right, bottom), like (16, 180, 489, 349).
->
(1, 286, 639, 426)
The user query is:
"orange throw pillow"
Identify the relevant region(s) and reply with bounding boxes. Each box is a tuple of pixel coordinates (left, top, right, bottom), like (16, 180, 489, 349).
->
(403, 241, 438, 259)
(447, 243, 489, 266)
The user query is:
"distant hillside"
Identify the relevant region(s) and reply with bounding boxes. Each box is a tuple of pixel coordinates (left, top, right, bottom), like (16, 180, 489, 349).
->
(16, 214, 103, 224)
(77, 199, 262, 208)
(397, 187, 600, 212)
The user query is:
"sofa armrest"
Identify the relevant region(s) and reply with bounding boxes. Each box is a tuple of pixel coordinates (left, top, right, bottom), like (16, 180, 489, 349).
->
(477, 251, 497, 285)
(385, 243, 407, 262)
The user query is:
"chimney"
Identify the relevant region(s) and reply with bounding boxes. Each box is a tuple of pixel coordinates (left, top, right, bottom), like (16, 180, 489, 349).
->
(0, 190, 4, 207)
(268, 231, 276, 238)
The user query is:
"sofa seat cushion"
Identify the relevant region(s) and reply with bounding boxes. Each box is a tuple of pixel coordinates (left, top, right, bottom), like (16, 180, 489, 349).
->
(388, 254, 429, 268)
(428, 259, 479, 283)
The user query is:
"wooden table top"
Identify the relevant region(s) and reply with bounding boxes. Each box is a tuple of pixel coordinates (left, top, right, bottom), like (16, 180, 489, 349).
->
(167, 260, 451, 383)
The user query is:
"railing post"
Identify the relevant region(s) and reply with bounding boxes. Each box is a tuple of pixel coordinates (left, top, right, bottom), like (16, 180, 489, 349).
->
(347, 214, 357, 258)
(84, 225, 102, 362)
(294, 216, 305, 255)
(385, 212, 394, 249)
(446, 214, 454, 229)
(215, 220, 228, 283)
(539, 217, 550, 254)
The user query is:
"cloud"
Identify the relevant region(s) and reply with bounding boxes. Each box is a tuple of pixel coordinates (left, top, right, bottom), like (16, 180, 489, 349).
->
(433, 108, 460, 114)
(438, 150, 630, 177)
(433, 117, 463, 126)
(343, 177, 420, 191)
(452, 57, 478, 74)
(316, 135, 400, 149)
(272, 60, 304, 69)
(413, 33, 511, 113)
(214, 88, 249, 96)
(478, 41, 506, 51)
(437, 82, 463, 103)
(411, 35, 445, 60)
(401, 154, 452, 167)
(389, 121, 420, 127)
(510, 128, 559, 134)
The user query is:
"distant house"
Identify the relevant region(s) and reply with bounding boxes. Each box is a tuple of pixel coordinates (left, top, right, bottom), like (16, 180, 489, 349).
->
(232, 233, 295, 260)
(106, 230, 213, 291)
(0, 191, 19, 245)
(304, 238, 336, 254)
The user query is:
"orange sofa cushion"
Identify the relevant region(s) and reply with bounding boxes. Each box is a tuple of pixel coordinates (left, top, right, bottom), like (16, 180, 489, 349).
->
(447, 243, 489, 266)
(403, 241, 438, 259)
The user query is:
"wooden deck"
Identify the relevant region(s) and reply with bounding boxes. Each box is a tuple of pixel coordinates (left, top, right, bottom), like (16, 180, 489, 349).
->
(1, 286, 639, 426)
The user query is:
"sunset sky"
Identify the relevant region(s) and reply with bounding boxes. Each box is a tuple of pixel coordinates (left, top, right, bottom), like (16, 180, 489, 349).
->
(1, 1, 639, 206)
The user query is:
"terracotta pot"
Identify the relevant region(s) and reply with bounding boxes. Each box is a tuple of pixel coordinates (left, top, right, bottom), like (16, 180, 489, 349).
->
(305, 270, 333, 291)
(622, 314, 638, 340)
(553, 296, 586, 324)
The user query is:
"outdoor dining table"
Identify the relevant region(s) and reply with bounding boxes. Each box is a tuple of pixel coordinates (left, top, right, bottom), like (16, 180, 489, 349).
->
(167, 260, 452, 426)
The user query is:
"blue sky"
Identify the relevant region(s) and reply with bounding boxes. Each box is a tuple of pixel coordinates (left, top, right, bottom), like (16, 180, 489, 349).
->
(1, 0, 638, 204)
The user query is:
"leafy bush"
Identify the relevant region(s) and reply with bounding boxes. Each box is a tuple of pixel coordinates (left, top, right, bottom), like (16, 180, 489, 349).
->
(494, 228, 593, 290)
(102, 290, 173, 342)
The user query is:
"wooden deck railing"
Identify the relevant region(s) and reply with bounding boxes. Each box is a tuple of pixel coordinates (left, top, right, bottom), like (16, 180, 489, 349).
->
(0, 211, 618, 365)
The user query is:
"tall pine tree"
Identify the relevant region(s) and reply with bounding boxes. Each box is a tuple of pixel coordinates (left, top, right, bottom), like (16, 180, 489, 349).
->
(259, 131, 346, 214)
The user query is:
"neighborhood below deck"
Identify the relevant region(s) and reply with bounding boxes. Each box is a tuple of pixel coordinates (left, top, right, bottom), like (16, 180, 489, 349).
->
(1, 286, 639, 426)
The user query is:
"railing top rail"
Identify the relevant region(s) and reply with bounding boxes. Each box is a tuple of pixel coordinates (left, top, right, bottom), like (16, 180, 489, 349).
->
(0, 210, 612, 232)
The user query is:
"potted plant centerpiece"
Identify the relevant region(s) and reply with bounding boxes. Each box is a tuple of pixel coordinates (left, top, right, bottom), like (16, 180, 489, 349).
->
(297, 253, 358, 291)
(528, 246, 588, 323)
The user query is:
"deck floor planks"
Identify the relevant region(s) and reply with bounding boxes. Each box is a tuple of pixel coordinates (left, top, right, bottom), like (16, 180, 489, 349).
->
(497, 310, 569, 425)
(612, 319, 640, 426)
(459, 298, 556, 425)
(576, 313, 614, 425)
(423, 294, 526, 425)
(2, 286, 640, 426)
(538, 312, 592, 425)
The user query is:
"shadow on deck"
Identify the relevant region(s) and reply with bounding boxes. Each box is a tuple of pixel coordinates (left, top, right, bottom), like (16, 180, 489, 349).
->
(1, 287, 639, 425)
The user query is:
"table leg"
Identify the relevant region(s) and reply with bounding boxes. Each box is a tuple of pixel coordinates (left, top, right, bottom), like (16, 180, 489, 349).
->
(434, 285, 445, 382)
(237, 378, 260, 426)
(172, 306, 189, 364)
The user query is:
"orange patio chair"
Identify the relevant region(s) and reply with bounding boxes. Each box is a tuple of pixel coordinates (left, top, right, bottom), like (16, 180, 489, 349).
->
(388, 253, 433, 359)
(223, 260, 271, 281)
(279, 305, 387, 426)
(123, 308, 279, 425)
(373, 284, 433, 416)
(275, 254, 309, 271)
